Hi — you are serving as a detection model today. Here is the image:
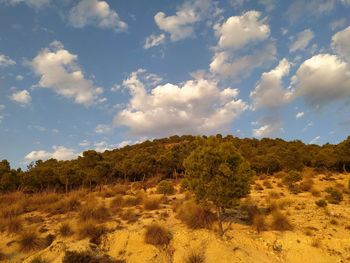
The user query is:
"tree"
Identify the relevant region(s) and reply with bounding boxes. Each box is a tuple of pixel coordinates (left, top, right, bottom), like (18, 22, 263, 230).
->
(184, 137, 254, 235)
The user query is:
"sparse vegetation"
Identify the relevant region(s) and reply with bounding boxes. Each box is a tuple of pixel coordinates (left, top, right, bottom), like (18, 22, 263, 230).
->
(143, 196, 161, 210)
(283, 171, 302, 185)
(19, 230, 44, 252)
(184, 250, 206, 263)
(62, 250, 116, 263)
(78, 221, 107, 244)
(271, 211, 293, 231)
(325, 187, 343, 204)
(144, 224, 172, 246)
(315, 199, 327, 207)
(59, 222, 73, 237)
(79, 205, 110, 221)
(157, 180, 175, 195)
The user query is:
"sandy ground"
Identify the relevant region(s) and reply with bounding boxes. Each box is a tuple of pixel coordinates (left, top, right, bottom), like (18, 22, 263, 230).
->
(0, 172, 349, 263)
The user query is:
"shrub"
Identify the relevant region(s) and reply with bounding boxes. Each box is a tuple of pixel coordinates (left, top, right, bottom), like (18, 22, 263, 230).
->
(79, 205, 110, 221)
(252, 214, 267, 232)
(1, 204, 24, 219)
(30, 257, 48, 263)
(143, 196, 161, 210)
(273, 171, 288, 179)
(271, 211, 293, 231)
(176, 201, 215, 229)
(144, 224, 172, 246)
(59, 223, 74, 237)
(123, 195, 143, 207)
(78, 221, 107, 245)
(240, 203, 260, 224)
(315, 199, 327, 207)
(120, 209, 139, 223)
(325, 188, 343, 204)
(311, 188, 321, 197)
(19, 230, 44, 252)
(300, 178, 314, 192)
(5, 216, 23, 233)
(282, 171, 302, 185)
(112, 184, 129, 195)
(184, 250, 206, 263)
(109, 195, 124, 212)
(157, 180, 175, 195)
(180, 178, 190, 192)
(62, 251, 116, 263)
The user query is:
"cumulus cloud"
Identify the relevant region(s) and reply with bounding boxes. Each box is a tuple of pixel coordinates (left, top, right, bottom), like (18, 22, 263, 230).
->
(95, 124, 112, 134)
(29, 41, 103, 106)
(68, 0, 127, 31)
(289, 29, 314, 52)
(286, 0, 336, 22)
(0, 54, 16, 68)
(296, 112, 304, 119)
(252, 117, 282, 138)
(144, 34, 165, 49)
(210, 43, 276, 80)
(330, 18, 347, 31)
(10, 90, 32, 106)
(114, 69, 247, 137)
(154, 0, 220, 41)
(94, 141, 114, 152)
(1, 0, 51, 9)
(291, 54, 350, 108)
(332, 26, 350, 61)
(214, 10, 270, 49)
(24, 146, 78, 162)
(250, 58, 291, 109)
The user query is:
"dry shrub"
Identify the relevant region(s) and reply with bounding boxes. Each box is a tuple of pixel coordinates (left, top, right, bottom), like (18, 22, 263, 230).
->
(5, 216, 23, 233)
(123, 194, 143, 207)
(112, 184, 129, 195)
(252, 214, 267, 232)
(157, 180, 175, 195)
(325, 187, 343, 204)
(79, 205, 110, 222)
(62, 250, 116, 263)
(240, 203, 260, 224)
(184, 250, 206, 263)
(59, 223, 74, 237)
(78, 221, 107, 244)
(143, 196, 161, 210)
(29, 257, 48, 263)
(267, 198, 292, 212)
(120, 209, 139, 223)
(19, 230, 44, 252)
(46, 196, 81, 215)
(0, 192, 23, 206)
(273, 171, 288, 179)
(271, 211, 293, 231)
(144, 175, 162, 189)
(315, 199, 327, 207)
(144, 224, 172, 246)
(300, 178, 314, 192)
(1, 203, 24, 219)
(176, 201, 215, 229)
(311, 188, 321, 197)
(263, 180, 273, 189)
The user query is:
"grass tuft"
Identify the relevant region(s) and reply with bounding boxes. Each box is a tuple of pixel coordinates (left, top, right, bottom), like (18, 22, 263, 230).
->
(271, 211, 293, 231)
(144, 224, 172, 246)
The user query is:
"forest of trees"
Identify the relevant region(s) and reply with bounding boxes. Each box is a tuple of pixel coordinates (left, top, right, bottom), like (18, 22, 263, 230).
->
(0, 135, 349, 194)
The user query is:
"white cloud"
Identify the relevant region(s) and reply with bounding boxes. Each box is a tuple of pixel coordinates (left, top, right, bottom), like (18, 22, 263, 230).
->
(68, 0, 127, 32)
(332, 26, 350, 61)
(117, 140, 131, 148)
(144, 34, 166, 49)
(94, 141, 113, 152)
(1, 0, 51, 9)
(309, 136, 321, 144)
(286, 0, 336, 22)
(24, 146, 78, 162)
(252, 119, 282, 138)
(214, 10, 270, 49)
(289, 29, 314, 52)
(329, 18, 347, 31)
(0, 54, 16, 68)
(10, 90, 31, 106)
(154, 0, 220, 41)
(16, 74, 24, 81)
(296, 112, 304, 119)
(114, 69, 247, 137)
(30, 41, 103, 106)
(95, 124, 112, 134)
(291, 54, 350, 108)
(250, 58, 291, 109)
(210, 43, 276, 80)
(79, 140, 91, 147)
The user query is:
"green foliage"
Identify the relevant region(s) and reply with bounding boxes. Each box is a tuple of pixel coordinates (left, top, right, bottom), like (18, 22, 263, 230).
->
(184, 137, 254, 210)
(157, 180, 175, 195)
(315, 199, 327, 207)
(282, 171, 302, 185)
(325, 187, 343, 204)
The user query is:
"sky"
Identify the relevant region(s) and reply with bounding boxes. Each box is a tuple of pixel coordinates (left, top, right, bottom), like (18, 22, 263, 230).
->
(0, 0, 349, 168)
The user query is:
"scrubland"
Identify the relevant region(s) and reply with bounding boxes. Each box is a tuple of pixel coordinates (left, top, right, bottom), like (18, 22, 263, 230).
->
(0, 169, 349, 263)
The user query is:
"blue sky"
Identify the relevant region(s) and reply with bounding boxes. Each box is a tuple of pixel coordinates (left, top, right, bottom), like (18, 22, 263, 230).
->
(0, 0, 349, 168)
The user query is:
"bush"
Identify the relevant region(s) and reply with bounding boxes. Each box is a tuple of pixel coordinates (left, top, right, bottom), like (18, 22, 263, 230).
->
(315, 199, 327, 207)
(252, 214, 267, 232)
(59, 223, 74, 237)
(300, 178, 314, 192)
(282, 171, 302, 185)
(123, 195, 143, 207)
(144, 224, 172, 246)
(180, 179, 190, 192)
(157, 180, 175, 195)
(325, 187, 343, 204)
(78, 221, 107, 245)
(143, 197, 161, 210)
(5, 216, 23, 233)
(79, 205, 110, 221)
(271, 211, 293, 231)
(184, 250, 206, 263)
(62, 251, 116, 263)
(19, 230, 44, 252)
(176, 201, 215, 229)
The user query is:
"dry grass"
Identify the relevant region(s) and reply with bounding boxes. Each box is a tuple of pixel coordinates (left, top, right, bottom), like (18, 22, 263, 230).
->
(300, 178, 314, 192)
(123, 194, 143, 207)
(78, 221, 107, 244)
(271, 211, 293, 231)
(120, 209, 139, 223)
(19, 230, 44, 252)
(59, 222, 74, 237)
(144, 224, 172, 246)
(252, 214, 267, 232)
(79, 204, 110, 222)
(184, 250, 206, 263)
(176, 201, 215, 229)
(1, 203, 24, 219)
(143, 196, 161, 210)
(5, 216, 23, 233)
